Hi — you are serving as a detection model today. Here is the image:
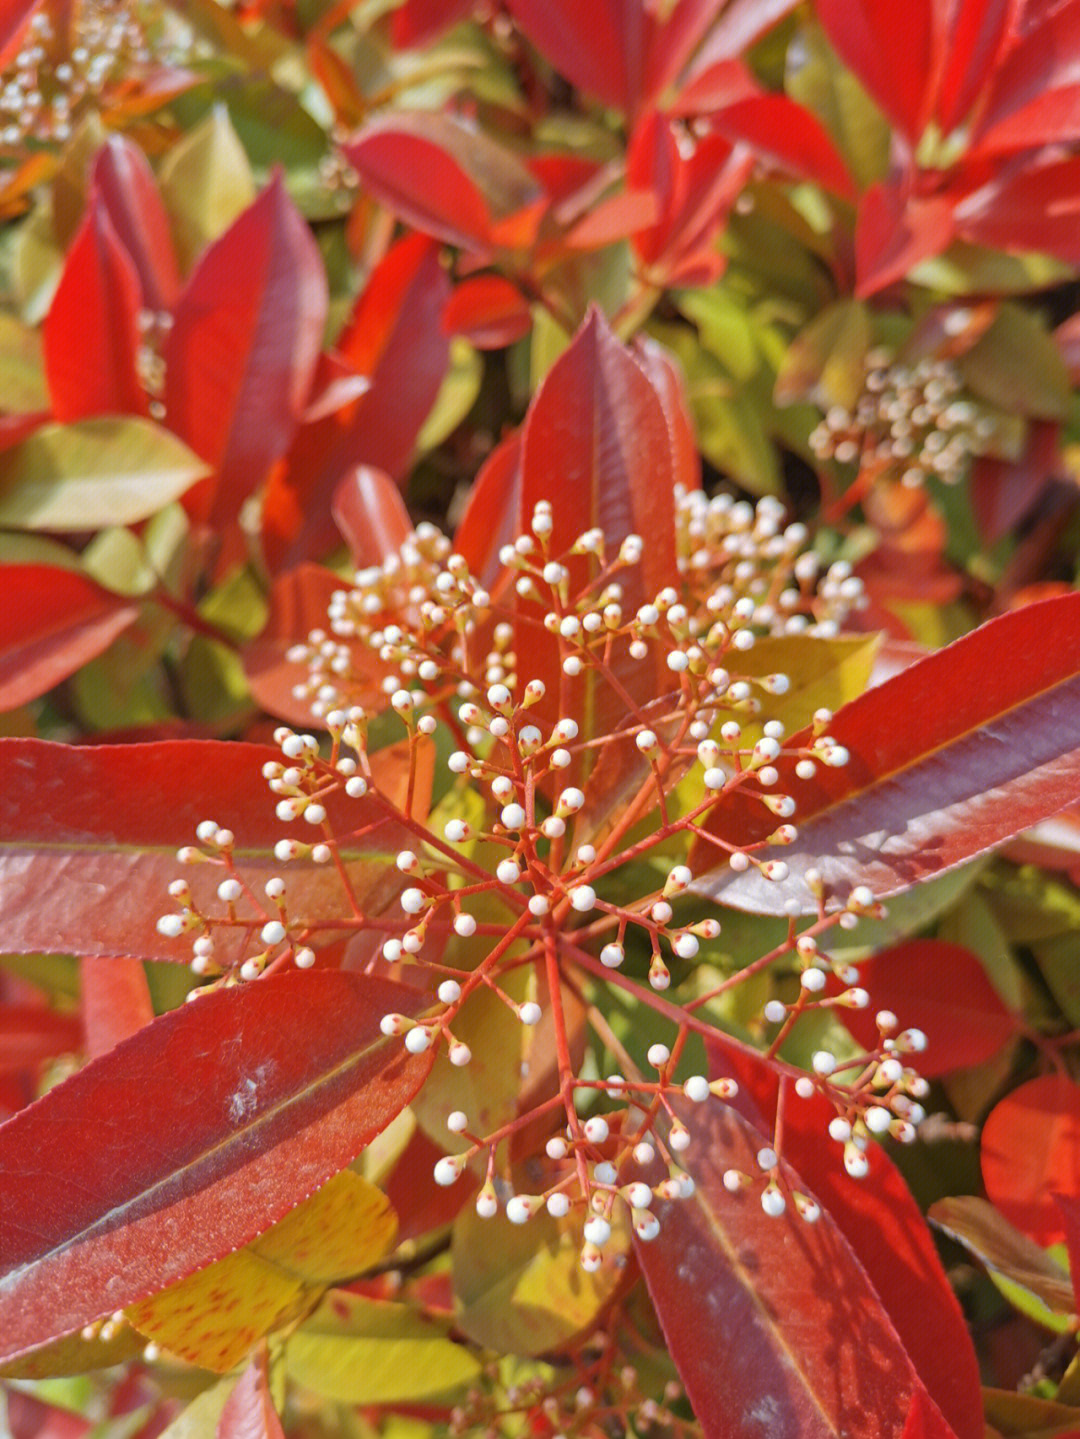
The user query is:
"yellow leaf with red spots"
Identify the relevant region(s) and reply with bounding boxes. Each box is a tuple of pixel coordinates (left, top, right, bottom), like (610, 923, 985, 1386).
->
(126, 1170, 397, 1372)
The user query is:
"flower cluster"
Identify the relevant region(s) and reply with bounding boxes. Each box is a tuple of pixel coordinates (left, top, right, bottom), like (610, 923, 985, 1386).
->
(809, 349, 997, 488)
(156, 493, 929, 1262)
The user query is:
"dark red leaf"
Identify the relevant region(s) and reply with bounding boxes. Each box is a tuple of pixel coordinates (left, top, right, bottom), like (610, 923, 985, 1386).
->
(0, 1005, 82, 1076)
(816, 0, 944, 145)
(707, 1046, 983, 1439)
(955, 152, 1080, 262)
(1053, 1191, 1080, 1310)
(442, 275, 533, 349)
(42, 195, 147, 422)
(343, 113, 543, 251)
(92, 135, 180, 314)
(970, 422, 1060, 546)
(163, 175, 327, 545)
(79, 956, 155, 1059)
(692, 592, 1080, 913)
(632, 1099, 960, 1438)
(631, 335, 700, 493)
(972, 0, 1080, 154)
(981, 1074, 1080, 1246)
(0, 738, 412, 962)
(0, 969, 433, 1362)
(262, 237, 449, 572)
(855, 182, 957, 297)
(0, 565, 140, 710)
(218, 1358, 285, 1439)
(833, 940, 1017, 1076)
(453, 429, 522, 592)
(0, 0, 39, 70)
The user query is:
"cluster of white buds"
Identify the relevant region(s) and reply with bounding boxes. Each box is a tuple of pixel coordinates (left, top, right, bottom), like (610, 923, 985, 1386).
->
(0, 2, 199, 151)
(449, 1361, 686, 1436)
(674, 488, 866, 637)
(809, 350, 997, 488)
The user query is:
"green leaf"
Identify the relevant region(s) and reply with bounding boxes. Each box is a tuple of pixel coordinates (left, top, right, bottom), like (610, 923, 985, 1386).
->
(785, 21, 891, 189)
(415, 337, 483, 454)
(958, 305, 1071, 422)
(0, 417, 209, 531)
(285, 1293, 481, 1405)
(774, 299, 871, 412)
(0, 313, 48, 411)
(910, 242, 1074, 298)
(158, 105, 256, 273)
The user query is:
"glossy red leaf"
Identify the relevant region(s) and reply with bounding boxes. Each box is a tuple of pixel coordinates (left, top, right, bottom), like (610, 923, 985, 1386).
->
(515, 307, 678, 739)
(816, 0, 944, 145)
(707, 1045, 982, 1439)
(934, 0, 1015, 136)
(632, 1099, 960, 1438)
(954, 153, 1080, 262)
(692, 592, 1080, 913)
(261, 236, 449, 571)
(855, 183, 957, 297)
(163, 175, 327, 543)
(981, 1074, 1080, 1246)
(0, 565, 140, 710)
(332, 465, 413, 568)
(92, 136, 180, 313)
(453, 429, 522, 591)
(632, 335, 700, 493)
(343, 113, 543, 251)
(79, 956, 155, 1060)
(0, 969, 433, 1362)
(244, 563, 390, 726)
(42, 195, 147, 423)
(0, 1005, 81, 1076)
(0, 0, 39, 70)
(0, 737, 412, 962)
(833, 940, 1017, 1076)
(442, 275, 532, 349)
(506, 0, 726, 119)
(973, 0, 1080, 154)
(218, 1358, 285, 1439)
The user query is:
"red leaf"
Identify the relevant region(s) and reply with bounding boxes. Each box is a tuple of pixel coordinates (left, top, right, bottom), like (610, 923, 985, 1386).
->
(632, 334, 700, 493)
(442, 275, 533, 349)
(855, 182, 957, 297)
(262, 236, 449, 571)
(0, 565, 140, 710)
(218, 1359, 285, 1439)
(1053, 1191, 1080, 1309)
(954, 153, 1080, 262)
(391, 0, 475, 47)
(453, 430, 522, 591)
(970, 421, 1060, 546)
(332, 465, 413, 568)
(0, 1, 39, 70)
(691, 592, 1080, 913)
(515, 307, 678, 741)
(833, 940, 1017, 1076)
(712, 94, 856, 199)
(42, 195, 147, 422)
(632, 1100, 960, 1438)
(163, 175, 327, 543)
(343, 113, 543, 251)
(0, 738, 412, 962)
(934, 0, 1015, 137)
(816, 0, 944, 145)
(92, 136, 180, 313)
(981, 1074, 1080, 1246)
(79, 956, 155, 1059)
(707, 1046, 983, 1439)
(505, 0, 726, 119)
(0, 969, 433, 1362)
(680, 0, 801, 72)
(972, 0, 1080, 154)
(0, 1005, 81, 1076)
(902, 1389, 961, 1439)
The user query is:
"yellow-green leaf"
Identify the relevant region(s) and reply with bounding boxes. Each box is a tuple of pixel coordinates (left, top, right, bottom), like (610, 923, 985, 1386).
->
(0, 418, 209, 531)
(127, 1171, 397, 1372)
(286, 1293, 481, 1405)
(159, 105, 256, 273)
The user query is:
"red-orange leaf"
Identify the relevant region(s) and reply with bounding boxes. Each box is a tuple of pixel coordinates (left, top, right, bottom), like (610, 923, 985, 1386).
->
(163, 176, 327, 544)
(981, 1074, 1080, 1246)
(79, 956, 154, 1060)
(42, 195, 147, 423)
(0, 969, 433, 1363)
(0, 1005, 81, 1076)
(218, 1359, 286, 1439)
(442, 275, 532, 349)
(0, 565, 139, 710)
(632, 1100, 959, 1437)
(692, 593, 1080, 914)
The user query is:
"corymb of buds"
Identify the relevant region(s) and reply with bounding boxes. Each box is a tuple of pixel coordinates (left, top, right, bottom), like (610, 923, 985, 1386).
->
(165, 494, 925, 1259)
